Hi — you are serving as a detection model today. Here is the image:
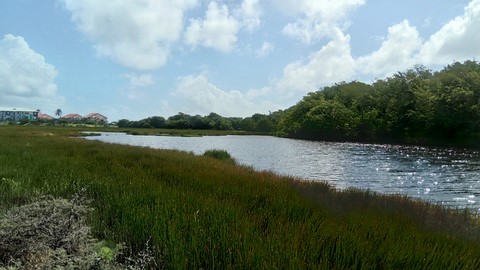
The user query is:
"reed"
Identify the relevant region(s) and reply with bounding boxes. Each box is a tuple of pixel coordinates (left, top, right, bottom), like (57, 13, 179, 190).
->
(1, 125, 480, 269)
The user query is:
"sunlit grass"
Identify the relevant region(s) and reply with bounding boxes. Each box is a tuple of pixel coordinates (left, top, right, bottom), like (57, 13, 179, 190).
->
(1, 125, 480, 269)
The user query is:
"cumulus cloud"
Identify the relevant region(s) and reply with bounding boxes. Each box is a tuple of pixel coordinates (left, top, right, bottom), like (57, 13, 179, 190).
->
(62, 0, 197, 70)
(356, 20, 422, 77)
(277, 28, 356, 93)
(279, 0, 365, 44)
(185, 2, 240, 52)
(419, 0, 480, 65)
(0, 34, 61, 108)
(172, 74, 275, 116)
(236, 0, 262, 32)
(283, 20, 333, 45)
(354, 0, 480, 77)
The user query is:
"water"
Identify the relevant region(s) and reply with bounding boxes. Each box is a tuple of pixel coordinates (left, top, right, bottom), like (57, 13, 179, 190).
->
(85, 133, 480, 210)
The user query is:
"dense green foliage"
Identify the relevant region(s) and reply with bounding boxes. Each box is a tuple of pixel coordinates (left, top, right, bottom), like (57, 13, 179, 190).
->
(1, 126, 480, 269)
(117, 112, 280, 134)
(279, 61, 480, 146)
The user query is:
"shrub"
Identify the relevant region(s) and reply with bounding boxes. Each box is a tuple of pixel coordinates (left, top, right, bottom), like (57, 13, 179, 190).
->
(0, 191, 157, 269)
(0, 192, 96, 269)
(203, 149, 235, 163)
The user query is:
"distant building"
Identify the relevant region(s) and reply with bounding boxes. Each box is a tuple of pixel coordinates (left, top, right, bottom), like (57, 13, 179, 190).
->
(84, 113, 108, 123)
(0, 107, 39, 122)
(37, 113, 55, 120)
(62, 113, 83, 121)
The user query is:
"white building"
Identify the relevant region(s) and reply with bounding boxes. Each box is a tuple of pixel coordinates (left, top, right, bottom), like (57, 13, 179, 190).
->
(0, 107, 40, 122)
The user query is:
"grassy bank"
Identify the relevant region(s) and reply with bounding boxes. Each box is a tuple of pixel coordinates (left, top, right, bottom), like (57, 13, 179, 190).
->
(105, 127, 271, 137)
(1, 126, 480, 269)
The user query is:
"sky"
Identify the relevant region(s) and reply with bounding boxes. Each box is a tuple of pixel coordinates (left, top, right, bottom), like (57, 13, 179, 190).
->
(1, 0, 479, 121)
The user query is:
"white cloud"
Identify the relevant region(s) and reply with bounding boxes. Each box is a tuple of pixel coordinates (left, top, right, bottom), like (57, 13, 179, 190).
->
(172, 74, 275, 116)
(62, 0, 198, 70)
(185, 2, 240, 52)
(121, 73, 155, 100)
(277, 28, 356, 93)
(0, 34, 62, 110)
(356, 20, 422, 77)
(279, 0, 365, 44)
(256, 41, 274, 58)
(419, 0, 480, 65)
(236, 0, 262, 32)
(275, 0, 364, 20)
(123, 73, 155, 89)
(283, 20, 333, 45)
(354, 1, 480, 76)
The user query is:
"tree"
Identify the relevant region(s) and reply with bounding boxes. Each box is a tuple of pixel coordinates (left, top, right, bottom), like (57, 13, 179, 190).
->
(146, 116, 166, 128)
(55, 109, 63, 118)
(117, 119, 131, 128)
(167, 112, 193, 129)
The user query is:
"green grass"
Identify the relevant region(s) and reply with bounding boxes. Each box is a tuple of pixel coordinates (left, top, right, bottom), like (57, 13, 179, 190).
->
(1, 125, 480, 269)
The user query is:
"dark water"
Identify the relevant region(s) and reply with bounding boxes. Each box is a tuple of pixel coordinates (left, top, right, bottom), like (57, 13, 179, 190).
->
(85, 133, 480, 211)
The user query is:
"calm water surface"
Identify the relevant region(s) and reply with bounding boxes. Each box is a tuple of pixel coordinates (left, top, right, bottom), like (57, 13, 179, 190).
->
(85, 133, 480, 210)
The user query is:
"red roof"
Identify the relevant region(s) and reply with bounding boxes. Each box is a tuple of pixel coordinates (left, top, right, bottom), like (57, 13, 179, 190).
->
(38, 113, 54, 120)
(85, 113, 107, 120)
(63, 113, 82, 119)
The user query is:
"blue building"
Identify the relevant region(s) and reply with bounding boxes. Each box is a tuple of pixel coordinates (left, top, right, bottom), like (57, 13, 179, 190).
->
(0, 107, 39, 122)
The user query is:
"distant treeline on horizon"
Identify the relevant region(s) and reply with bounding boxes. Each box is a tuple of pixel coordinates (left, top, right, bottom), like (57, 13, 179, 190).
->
(118, 60, 480, 147)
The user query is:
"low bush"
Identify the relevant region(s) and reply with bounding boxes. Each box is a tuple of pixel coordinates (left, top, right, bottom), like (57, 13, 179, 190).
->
(203, 149, 235, 163)
(0, 191, 156, 270)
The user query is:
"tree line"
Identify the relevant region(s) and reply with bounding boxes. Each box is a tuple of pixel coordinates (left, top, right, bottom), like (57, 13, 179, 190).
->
(117, 112, 281, 133)
(118, 60, 480, 146)
(278, 60, 480, 145)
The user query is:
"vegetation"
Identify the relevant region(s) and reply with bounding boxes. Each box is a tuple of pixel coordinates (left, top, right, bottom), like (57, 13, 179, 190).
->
(55, 109, 62, 118)
(279, 61, 480, 146)
(0, 192, 156, 269)
(1, 126, 480, 269)
(116, 112, 280, 134)
(203, 149, 236, 164)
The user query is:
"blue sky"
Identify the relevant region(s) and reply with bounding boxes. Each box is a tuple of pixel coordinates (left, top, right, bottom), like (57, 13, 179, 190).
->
(1, 0, 478, 121)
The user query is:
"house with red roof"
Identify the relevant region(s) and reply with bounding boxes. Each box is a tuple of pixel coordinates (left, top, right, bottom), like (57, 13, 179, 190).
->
(62, 113, 83, 121)
(84, 113, 108, 123)
(37, 113, 54, 120)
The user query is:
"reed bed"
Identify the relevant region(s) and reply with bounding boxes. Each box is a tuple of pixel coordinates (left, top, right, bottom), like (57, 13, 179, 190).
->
(1, 126, 480, 269)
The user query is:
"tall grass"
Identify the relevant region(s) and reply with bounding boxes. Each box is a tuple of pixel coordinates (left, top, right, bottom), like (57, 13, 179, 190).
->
(1, 126, 480, 269)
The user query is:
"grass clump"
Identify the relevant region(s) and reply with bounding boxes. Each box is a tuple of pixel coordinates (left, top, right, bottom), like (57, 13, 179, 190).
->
(203, 149, 236, 163)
